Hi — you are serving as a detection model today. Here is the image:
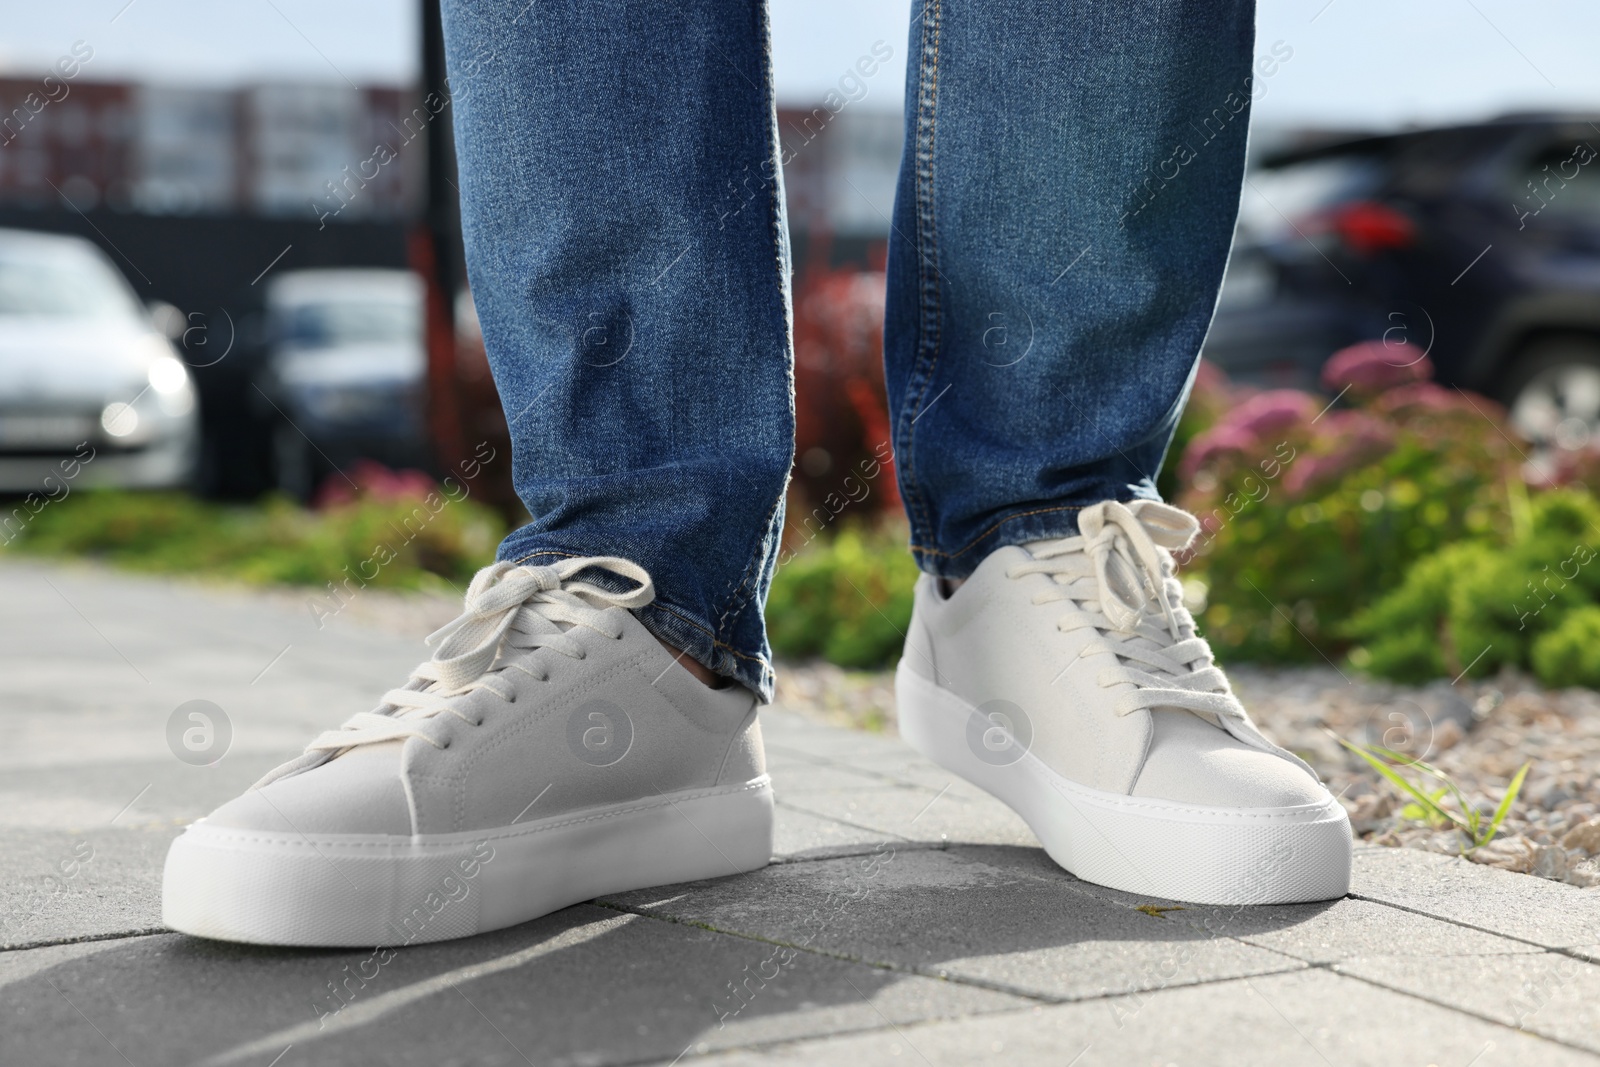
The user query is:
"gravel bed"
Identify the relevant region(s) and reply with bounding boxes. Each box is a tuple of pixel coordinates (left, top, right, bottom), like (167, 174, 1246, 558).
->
(773, 659, 1600, 889)
(1231, 664, 1600, 888)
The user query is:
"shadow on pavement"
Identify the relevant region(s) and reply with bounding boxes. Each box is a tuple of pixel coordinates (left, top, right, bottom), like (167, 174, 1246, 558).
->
(2, 842, 1332, 1067)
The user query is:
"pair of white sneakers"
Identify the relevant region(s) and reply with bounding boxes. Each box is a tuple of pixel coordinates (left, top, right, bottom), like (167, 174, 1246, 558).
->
(163, 500, 1351, 946)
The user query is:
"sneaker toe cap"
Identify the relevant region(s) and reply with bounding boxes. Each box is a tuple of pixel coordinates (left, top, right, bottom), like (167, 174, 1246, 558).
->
(204, 744, 413, 835)
(1132, 710, 1327, 809)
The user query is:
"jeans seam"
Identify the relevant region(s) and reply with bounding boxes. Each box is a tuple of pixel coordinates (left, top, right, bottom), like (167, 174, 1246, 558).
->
(910, 504, 1088, 559)
(896, 0, 944, 553)
(710, 489, 782, 645)
(509, 548, 584, 565)
(654, 603, 773, 668)
(709, 0, 791, 653)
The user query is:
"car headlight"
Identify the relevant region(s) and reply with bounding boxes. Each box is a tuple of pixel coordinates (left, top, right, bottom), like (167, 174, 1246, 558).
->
(148, 355, 195, 416)
(149, 355, 188, 394)
(101, 402, 139, 438)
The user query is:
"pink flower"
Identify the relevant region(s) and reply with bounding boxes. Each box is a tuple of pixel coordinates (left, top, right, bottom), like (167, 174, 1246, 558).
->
(1321, 340, 1433, 397)
(1180, 424, 1259, 481)
(1281, 454, 1333, 498)
(314, 460, 437, 509)
(1229, 389, 1320, 437)
(1312, 409, 1394, 452)
(1374, 382, 1498, 422)
(1180, 390, 1320, 481)
(1282, 412, 1395, 498)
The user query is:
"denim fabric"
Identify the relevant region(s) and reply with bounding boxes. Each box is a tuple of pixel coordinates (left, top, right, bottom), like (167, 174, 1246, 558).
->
(886, 0, 1256, 576)
(441, 0, 795, 698)
(441, 0, 1254, 698)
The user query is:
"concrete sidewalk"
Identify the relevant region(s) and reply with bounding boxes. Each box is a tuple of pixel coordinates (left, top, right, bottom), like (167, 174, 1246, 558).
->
(5, 559, 1600, 1066)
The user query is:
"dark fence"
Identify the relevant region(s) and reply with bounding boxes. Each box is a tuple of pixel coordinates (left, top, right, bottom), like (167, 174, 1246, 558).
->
(0, 207, 410, 315)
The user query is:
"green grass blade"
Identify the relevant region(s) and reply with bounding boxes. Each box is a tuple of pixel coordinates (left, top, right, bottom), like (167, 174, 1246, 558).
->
(1369, 745, 1451, 783)
(1479, 761, 1532, 848)
(1365, 743, 1479, 836)
(1438, 773, 1476, 839)
(1337, 738, 1462, 831)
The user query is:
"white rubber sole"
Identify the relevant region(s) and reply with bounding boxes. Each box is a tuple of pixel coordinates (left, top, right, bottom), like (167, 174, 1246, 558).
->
(162, 776, 774, 946)
(896, 665, 1351, 905)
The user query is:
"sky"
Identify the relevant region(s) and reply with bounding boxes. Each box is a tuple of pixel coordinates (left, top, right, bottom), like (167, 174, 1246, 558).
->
(2, 0, 1597, 133)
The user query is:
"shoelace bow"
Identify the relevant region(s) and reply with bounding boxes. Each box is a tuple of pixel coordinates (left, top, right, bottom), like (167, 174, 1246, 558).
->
(305, 556, 653, 755)
(1008, 500, 1245, 723)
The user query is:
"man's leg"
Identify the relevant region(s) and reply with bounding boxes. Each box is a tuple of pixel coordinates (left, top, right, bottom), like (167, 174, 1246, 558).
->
(888, 1, 1354, 907)
(161, 0, 788, 946)
(443, 0, 794, 698)
(886, 0, 1254, 571)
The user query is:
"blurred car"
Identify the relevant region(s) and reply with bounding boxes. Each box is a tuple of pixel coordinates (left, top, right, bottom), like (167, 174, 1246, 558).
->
(1205, 115, 1600, 448)
(0, 228, 198, 493)
(251, 268, 427, 499)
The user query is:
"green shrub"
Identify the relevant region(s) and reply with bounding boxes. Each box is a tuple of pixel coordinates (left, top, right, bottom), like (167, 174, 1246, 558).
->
(766, 524, 918, 668)
(1180, 395, 1520, 663)
(1531, 606, 1600, 689)
(1359, 536, 1574, 683)
(3, 488, 504, 590)
(1338, 542, 1489, 682)
(1167, 342, 1600, 686)
(1344, 490, 1600, 685)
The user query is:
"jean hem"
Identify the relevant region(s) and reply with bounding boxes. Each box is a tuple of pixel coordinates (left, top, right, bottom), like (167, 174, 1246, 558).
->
(909, 486, 1163, 578)
(499, 545, 776, 702)
(636, 600, 776, 703)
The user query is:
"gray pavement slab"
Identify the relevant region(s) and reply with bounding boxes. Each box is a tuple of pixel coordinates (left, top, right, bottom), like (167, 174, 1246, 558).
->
(1336, 951, 1600, 1054)
(680, 967, 1600, 1067)
(0, 755, 276, 947)
(1203, 896, 1543, 964)
(4, 559, 429, 776)
(1, 907, 1031, 1067)
(770, 802, 899, 859)
(976, 845, 1547, 964)
(1350, 844, 1600, 948)
(761, 712, 1038, 845)
(7, 559, 1600, 1066)
(604, 846, 1308, 1003)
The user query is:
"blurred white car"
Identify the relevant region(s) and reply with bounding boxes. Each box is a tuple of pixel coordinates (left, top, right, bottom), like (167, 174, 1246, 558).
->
(0, 228, 199, 492)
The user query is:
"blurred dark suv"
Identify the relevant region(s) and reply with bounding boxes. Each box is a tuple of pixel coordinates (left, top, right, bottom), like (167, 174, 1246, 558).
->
(250, 269, 428, 499)
(1205, 115, 1600, 448)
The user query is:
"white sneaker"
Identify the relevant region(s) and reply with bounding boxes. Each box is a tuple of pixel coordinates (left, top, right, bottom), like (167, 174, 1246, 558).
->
(896, 500, 1351, 905)
(163, 557, 773, 946)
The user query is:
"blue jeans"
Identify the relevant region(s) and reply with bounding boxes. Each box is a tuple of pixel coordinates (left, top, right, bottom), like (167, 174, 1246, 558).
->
(440, 0, 1256, 699)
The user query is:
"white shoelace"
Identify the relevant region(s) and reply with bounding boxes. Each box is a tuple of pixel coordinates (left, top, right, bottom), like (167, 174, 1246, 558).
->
(304, 556, 654, 755)
(1008, 500, 1245, 724)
